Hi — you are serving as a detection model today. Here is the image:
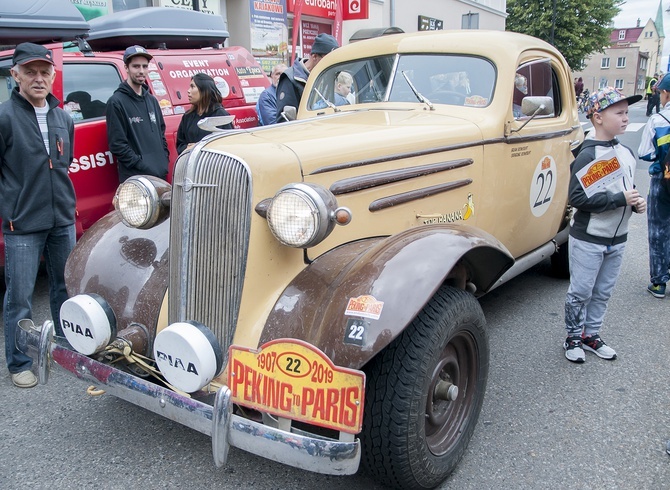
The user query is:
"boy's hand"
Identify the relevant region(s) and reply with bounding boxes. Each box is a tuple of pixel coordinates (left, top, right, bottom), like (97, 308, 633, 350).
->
(623, 189, 640, 205)
(633, 197, 647, 214)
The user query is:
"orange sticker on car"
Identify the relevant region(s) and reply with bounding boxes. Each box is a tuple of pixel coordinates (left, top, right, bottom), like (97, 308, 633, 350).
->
(228, 339, 365, 434)
(344, 295, 384, 320)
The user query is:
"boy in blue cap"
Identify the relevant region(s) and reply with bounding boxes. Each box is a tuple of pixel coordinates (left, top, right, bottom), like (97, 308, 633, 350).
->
(564, 87, 646, 363)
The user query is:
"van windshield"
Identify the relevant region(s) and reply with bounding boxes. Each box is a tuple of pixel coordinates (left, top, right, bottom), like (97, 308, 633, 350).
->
(308, 54, 496, 110)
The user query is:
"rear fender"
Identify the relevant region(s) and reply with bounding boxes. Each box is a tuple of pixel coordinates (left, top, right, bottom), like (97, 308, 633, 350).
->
(260, 224, 513, 369)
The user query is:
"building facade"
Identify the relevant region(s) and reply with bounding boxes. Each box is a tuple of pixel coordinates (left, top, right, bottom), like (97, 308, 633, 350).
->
(573, 14, 665, 98)
(73, 0, 507, 73)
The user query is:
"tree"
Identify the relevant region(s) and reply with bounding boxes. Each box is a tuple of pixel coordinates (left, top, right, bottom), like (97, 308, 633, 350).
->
(506, 0, 623, 71)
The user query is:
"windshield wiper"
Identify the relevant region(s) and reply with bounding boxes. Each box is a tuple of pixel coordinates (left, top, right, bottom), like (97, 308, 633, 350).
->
(314, 88, 340, 112)
(401, 70, 434, 111)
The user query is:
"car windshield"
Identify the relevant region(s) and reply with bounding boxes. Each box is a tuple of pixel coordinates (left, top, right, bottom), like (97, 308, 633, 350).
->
(308, 53, 496, 110)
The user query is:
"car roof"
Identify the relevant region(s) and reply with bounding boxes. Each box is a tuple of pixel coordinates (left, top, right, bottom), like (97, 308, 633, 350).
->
(0, 0, 89, 46)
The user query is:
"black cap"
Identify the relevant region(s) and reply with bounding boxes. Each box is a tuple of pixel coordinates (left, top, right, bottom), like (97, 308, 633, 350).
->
(13, 42, 55, 66)
(311, 34, 339, 55)
(123, 45, 152, 65)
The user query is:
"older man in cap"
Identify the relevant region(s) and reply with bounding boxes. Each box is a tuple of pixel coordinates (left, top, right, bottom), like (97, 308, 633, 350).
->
(275, 33, 339, 123)
(106, 45, 170, 182)
(0, 42, 76, 388)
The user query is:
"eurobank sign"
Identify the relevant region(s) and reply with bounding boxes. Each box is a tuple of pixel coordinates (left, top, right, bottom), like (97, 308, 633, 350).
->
(287, 0, 369, 20)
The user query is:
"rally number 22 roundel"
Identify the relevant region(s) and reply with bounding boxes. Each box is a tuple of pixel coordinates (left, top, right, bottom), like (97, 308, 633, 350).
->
(530, 155, 557, 217)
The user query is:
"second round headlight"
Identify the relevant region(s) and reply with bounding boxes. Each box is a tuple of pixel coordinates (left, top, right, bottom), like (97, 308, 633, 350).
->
(267, 183, 338, 248)
(113, 176, 171, 229)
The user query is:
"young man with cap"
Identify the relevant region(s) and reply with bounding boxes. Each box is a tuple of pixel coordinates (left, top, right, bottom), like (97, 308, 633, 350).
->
(639, 73, 670, 298)
(0, 42, 76, 388)
(275, 33, 339, 123)
(563, 87, 645, 363)
(106, 45, 169, 183)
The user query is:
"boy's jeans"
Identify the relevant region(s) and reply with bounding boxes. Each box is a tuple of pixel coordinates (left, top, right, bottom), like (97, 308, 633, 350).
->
(3, 225, 75, 374)
(565, 236, 625, 338)
(647, 174, 670, 286)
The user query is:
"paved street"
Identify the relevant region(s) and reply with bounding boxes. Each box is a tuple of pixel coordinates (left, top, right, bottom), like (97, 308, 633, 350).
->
(0, 101, 668, 489)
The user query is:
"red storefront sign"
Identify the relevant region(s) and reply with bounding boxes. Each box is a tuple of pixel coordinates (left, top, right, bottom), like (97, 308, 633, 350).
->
(287, 0, 368, 20)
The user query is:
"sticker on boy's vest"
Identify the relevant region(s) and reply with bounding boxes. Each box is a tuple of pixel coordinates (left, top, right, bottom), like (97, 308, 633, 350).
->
(575, 149, 625, 198)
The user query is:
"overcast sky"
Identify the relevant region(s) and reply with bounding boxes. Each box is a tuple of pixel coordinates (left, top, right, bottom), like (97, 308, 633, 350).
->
(613, 0, 669, 70)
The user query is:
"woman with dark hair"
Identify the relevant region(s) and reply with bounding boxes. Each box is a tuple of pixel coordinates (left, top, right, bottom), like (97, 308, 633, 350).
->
(176, 73, 233, 154)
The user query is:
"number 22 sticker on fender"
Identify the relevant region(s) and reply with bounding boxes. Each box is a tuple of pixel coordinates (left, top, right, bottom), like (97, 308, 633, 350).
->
(228, 339, 366, 433)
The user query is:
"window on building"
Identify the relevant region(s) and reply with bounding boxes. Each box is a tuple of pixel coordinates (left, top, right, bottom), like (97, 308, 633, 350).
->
(641, 58, 648, 70)
(462, 12, 479, 29)
(618, 30, 626, 40)
(616, 57, 626, 68)
(615, 79, 624, 89)
(638, 76, 646, 90)
(599, 78, 608, 89)
(601, 57, 610, 69)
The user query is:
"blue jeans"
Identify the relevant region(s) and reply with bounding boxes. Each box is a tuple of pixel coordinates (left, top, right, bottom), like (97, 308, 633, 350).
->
(565, 236, 625, 338)
(3, 225, 75, 373)
(647, 174, 670, 285)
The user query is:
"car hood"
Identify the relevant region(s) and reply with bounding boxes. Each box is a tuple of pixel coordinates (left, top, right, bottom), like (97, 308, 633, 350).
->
(240, 108, 486, 176)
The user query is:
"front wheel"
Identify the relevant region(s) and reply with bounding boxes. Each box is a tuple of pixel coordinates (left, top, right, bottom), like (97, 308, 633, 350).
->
(361, 285, 489, 489)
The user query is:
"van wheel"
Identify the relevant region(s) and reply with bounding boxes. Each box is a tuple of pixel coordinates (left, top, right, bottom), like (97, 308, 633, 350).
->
(550, 241, 570, 278)
(361, 285, 488, 489)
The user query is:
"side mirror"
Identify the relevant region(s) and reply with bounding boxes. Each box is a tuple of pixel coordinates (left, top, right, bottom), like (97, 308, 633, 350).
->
(521, 96, 554, 116)
(281, 106, 297, 122)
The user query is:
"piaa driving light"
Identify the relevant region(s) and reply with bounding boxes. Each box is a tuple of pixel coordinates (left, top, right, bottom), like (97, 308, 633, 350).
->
(113, 176, 171, 229)
(267, 183, 351, 248)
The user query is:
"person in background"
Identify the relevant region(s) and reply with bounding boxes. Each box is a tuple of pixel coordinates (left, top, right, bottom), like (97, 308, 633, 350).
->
(0, 43, 76, 388)
(646, 73, 660, 117)
(275, 33, 339, 123)
(563, 87, 645, 363)
(256, 63, 287, 126)
(106, 45, 169, 182)
(638, 73, 670, 298)
(333, 71, 354, 105)
(574, 76, 584, 98)
(176, 73, 233, 153)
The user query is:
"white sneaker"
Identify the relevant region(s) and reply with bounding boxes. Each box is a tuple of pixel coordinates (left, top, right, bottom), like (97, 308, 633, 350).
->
(564, 336, 585, 363)
(582, 335, 617, 360)
(11, 370, 37, 388)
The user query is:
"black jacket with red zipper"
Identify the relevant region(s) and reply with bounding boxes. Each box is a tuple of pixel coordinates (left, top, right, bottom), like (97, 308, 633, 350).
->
(0, 88, 75, 235)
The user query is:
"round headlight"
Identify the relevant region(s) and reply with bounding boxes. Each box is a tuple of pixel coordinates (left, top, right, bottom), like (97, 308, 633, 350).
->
(113, 176, 171, 229)
(267, 183, 339, 248)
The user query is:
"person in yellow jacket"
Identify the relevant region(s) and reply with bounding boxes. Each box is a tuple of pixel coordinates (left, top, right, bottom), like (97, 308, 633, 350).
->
(647, 73, 660, 116)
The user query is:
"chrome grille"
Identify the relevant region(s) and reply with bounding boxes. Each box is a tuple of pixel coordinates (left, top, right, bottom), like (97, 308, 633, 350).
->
(169, 149, 251, 354)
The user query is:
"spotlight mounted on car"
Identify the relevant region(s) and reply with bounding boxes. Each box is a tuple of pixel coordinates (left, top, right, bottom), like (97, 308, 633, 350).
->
(266, 183, 351, 248)
(113, 176, 171, 229)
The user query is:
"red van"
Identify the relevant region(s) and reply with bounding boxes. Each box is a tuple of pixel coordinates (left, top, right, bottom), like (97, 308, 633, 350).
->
(0, 5, 269, 269)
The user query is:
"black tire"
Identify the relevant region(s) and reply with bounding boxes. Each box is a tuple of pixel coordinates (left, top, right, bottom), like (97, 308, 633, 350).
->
(550, 241, 570, 279)
(361, 285, 489, 489)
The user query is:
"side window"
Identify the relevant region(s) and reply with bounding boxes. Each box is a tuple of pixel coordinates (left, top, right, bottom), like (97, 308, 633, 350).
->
(63, 63, 121, 122)
(513, 59, 559, 119)
(0, 62, 17, 104)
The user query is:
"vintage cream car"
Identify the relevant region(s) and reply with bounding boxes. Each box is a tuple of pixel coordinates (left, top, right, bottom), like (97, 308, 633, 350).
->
(19, 30, 582, 489)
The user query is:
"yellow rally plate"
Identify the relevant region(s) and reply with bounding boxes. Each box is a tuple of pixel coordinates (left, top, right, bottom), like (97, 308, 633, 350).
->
(228, 339, 365, 434)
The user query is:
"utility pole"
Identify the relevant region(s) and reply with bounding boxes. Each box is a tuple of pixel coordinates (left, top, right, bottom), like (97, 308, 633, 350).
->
(550, 0, 556, 45)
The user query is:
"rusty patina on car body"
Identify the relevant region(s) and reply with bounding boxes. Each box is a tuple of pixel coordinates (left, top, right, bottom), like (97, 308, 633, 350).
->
(19, 30, 582, 489)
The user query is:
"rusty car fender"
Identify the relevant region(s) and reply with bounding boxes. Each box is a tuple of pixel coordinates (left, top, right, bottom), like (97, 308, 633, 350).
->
(260, 224, 514, 369)
(64, 212, 170, 339)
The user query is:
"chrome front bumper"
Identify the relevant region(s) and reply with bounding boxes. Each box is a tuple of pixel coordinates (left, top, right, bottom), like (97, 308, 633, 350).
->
(16, 320, 361, 475)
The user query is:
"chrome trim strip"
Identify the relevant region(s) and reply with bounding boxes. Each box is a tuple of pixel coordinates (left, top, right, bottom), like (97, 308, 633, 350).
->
(330, 158, 473, 195)
(369, 178, 472, 211)
(16, 323, 361, 476)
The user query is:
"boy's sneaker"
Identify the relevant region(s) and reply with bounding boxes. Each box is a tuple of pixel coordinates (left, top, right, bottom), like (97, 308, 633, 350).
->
(582, 334, 617, 360)
(647, 283, 666, 298)
(563, 336, 585, 363)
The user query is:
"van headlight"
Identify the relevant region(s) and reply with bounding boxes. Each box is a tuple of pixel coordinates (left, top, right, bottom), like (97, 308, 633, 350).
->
(267, 183, 351, 248)
(113, 176, 171, 229)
